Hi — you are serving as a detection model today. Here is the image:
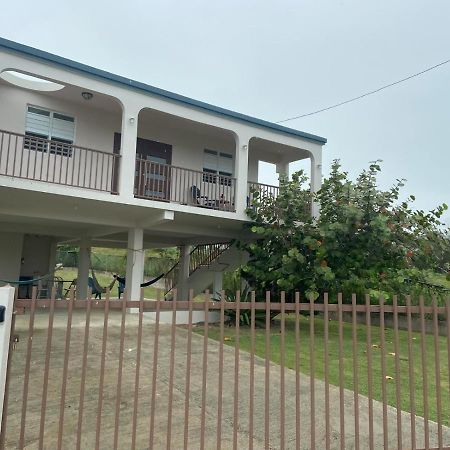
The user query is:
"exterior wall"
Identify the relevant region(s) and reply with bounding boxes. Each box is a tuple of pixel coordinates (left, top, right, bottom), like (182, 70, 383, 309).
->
(0, 232, 23, 284)
(0, 83, 121, 153)
(20, 234, 52, 277)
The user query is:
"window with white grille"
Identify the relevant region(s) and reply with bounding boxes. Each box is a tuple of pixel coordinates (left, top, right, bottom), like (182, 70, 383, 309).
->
(25, 106, 75, 156)
(203, 149, 233, 184)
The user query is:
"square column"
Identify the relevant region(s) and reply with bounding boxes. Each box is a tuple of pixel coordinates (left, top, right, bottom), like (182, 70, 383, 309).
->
(118, 105, 140, 200)
(234, 134, 251, 215)
(77, 238, 91, 299)
(125, 228, 144, 300)
(176, 245, 191, 301)
(310, 151, 322, 218)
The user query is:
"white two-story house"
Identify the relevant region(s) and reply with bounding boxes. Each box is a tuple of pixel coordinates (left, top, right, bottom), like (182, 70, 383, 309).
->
(0, 37, 326, 300)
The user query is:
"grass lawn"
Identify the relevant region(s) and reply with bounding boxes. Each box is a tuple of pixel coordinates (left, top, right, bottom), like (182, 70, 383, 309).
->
(201, 314, 449, 426)
(55, 267, 159, 299)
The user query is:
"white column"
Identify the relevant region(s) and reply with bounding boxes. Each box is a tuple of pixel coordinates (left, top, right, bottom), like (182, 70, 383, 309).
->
(0, 285, 14, 436)
(276, 161, 290, 179)
(310, 150, 323, 218)
(48, 239, 58, 275)
(177, 245, 191, 300)
(234, 133, 251, 215)
(118, 104, 140, 200)
(77, 237, 91, 299)
(125, 228, 144, 300)
(213, 271, 223, 296)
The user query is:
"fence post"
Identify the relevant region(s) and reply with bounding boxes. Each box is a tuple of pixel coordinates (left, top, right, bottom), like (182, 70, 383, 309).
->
(0, 285, 15, 436)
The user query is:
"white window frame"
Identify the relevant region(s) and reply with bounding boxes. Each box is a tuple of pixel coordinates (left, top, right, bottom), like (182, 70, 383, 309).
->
(203, 149, 234, 185)
(24, 105, 76, 157)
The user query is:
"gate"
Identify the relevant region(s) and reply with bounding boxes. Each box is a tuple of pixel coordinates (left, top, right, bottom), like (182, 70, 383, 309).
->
(1, 287, 449, 449)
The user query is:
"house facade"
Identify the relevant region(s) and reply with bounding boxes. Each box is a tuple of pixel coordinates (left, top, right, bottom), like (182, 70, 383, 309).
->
(0, 37, 326, 300)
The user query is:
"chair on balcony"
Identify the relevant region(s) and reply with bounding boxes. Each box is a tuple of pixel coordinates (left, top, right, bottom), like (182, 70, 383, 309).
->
(190, 185, 216, 208)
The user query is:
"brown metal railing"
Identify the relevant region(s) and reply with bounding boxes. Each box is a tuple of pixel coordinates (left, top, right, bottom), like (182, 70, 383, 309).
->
(135, 158, 236, 211)
(247, 181, 279, 207)
(164, 242, 232, 296)
(0, 129, 120, 193)
(188, 242, 232, 275)
(2, 289, 449, 449)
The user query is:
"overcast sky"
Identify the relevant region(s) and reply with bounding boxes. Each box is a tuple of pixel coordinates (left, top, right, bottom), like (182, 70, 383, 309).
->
(1, 1, 449, 222)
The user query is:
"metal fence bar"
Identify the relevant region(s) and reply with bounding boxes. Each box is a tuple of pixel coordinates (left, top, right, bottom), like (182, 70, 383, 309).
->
(95, 290, 110, 450)
(215, 290, 225, 449)
(309, 295, 316, 450)
(200, 292, 210, 450)
(18, 288, 36, 449)
(337, 293, 345, 450)
(432, 297, 443, 448)
(323, 293, 330, 450)
(184, 290, 194, 450)
(38, 288, 56, 450)
(131, 290, 144, 450)
(232, 290, 240, 450)
(76, 292, 92, 450)
(379, 297, 389, 449)
(393, 295, 403, 450)
(351, 293, 360, 450)
(249, 291, 256, 450)
(365, 294, 374, 450)
(56, 288, 74, 450)
(295, 292, 301, 450)
(166, 290, 178, 450)
(264, 291, 270, 450)
(149, 290, 161, 450)
(406, 295, 417, 450)
(280, 292, 286, 449)
(419, 296, 430, 450)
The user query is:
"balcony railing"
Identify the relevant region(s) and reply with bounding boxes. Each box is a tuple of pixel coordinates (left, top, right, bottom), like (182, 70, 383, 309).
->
(135, 158, 236, 212)
(247, 181, 279, 207)
(0, 130, 120, 193)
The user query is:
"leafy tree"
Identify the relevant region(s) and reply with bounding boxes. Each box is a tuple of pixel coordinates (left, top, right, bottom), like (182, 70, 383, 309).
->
(239, 160, 449, 302)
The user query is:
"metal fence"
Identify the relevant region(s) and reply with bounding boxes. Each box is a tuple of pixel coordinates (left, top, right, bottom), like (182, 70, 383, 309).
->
(1, 288, 449, 449)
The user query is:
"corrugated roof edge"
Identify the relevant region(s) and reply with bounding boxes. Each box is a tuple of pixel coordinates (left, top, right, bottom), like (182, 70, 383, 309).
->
(0, 37, 326, 145)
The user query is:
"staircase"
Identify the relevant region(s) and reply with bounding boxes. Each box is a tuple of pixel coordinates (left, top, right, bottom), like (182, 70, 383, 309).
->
(164, 242, 234, 297)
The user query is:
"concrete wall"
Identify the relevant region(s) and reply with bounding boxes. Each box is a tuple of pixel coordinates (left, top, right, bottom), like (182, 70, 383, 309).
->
(20, 234, 52, 277)
(0, 232, 23, 285)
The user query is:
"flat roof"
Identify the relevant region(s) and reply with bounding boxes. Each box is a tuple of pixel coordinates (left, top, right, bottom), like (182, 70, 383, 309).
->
(0, 37, 327, 145)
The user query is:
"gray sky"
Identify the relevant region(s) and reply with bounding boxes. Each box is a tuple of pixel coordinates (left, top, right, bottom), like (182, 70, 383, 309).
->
(2, 0, 449, 222)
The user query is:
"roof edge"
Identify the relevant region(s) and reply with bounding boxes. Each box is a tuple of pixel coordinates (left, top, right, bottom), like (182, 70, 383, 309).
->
(0, 37, 327, 145)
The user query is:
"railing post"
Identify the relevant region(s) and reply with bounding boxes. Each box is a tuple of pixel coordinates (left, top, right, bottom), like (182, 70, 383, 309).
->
(0, 285, 15, 436)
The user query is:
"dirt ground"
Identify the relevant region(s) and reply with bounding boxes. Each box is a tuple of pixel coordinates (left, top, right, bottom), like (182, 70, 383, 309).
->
(3, 310, 449, 449)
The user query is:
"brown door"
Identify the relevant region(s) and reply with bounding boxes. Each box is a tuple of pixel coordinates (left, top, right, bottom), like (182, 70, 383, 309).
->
(114, 133, 172, 199)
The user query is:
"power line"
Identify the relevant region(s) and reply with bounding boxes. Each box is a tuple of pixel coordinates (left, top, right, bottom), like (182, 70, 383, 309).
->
(276, 58, 450, 123)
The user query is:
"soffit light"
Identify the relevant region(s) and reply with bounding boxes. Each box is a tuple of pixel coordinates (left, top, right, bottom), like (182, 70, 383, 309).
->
(81, 91, 93, 100)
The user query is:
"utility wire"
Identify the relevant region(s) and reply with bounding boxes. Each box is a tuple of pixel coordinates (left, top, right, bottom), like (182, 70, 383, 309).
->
(276, 58, 450, 123)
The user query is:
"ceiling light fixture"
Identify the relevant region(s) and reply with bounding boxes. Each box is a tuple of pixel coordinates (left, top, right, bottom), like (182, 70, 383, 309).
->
(81, 91, 93, 100)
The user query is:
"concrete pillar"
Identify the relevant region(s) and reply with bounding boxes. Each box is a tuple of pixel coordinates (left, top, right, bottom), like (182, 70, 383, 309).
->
(48, 239, 58, 275)
(125, 228, 144, 300)
(234, 133, 251, 215)
(0, 233, 23, 286)
(177, 245, 191, 300)
(310, 151, 323, 218)
(0, 285, 14, 435)
(213, 271, 223, 296)
(118, 104, 140, 200)
(276, 161, 290, 180)
(77, 237, 91, 299)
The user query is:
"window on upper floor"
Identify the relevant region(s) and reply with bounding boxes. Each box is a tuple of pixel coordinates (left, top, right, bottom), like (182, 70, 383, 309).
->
(24, 105, 75, 157)
(203, 149, 233, 185)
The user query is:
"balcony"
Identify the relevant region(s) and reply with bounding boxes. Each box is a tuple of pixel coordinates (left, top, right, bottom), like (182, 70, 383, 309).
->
(0, 129, 120, 193)
(134, 158, 237, 212)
